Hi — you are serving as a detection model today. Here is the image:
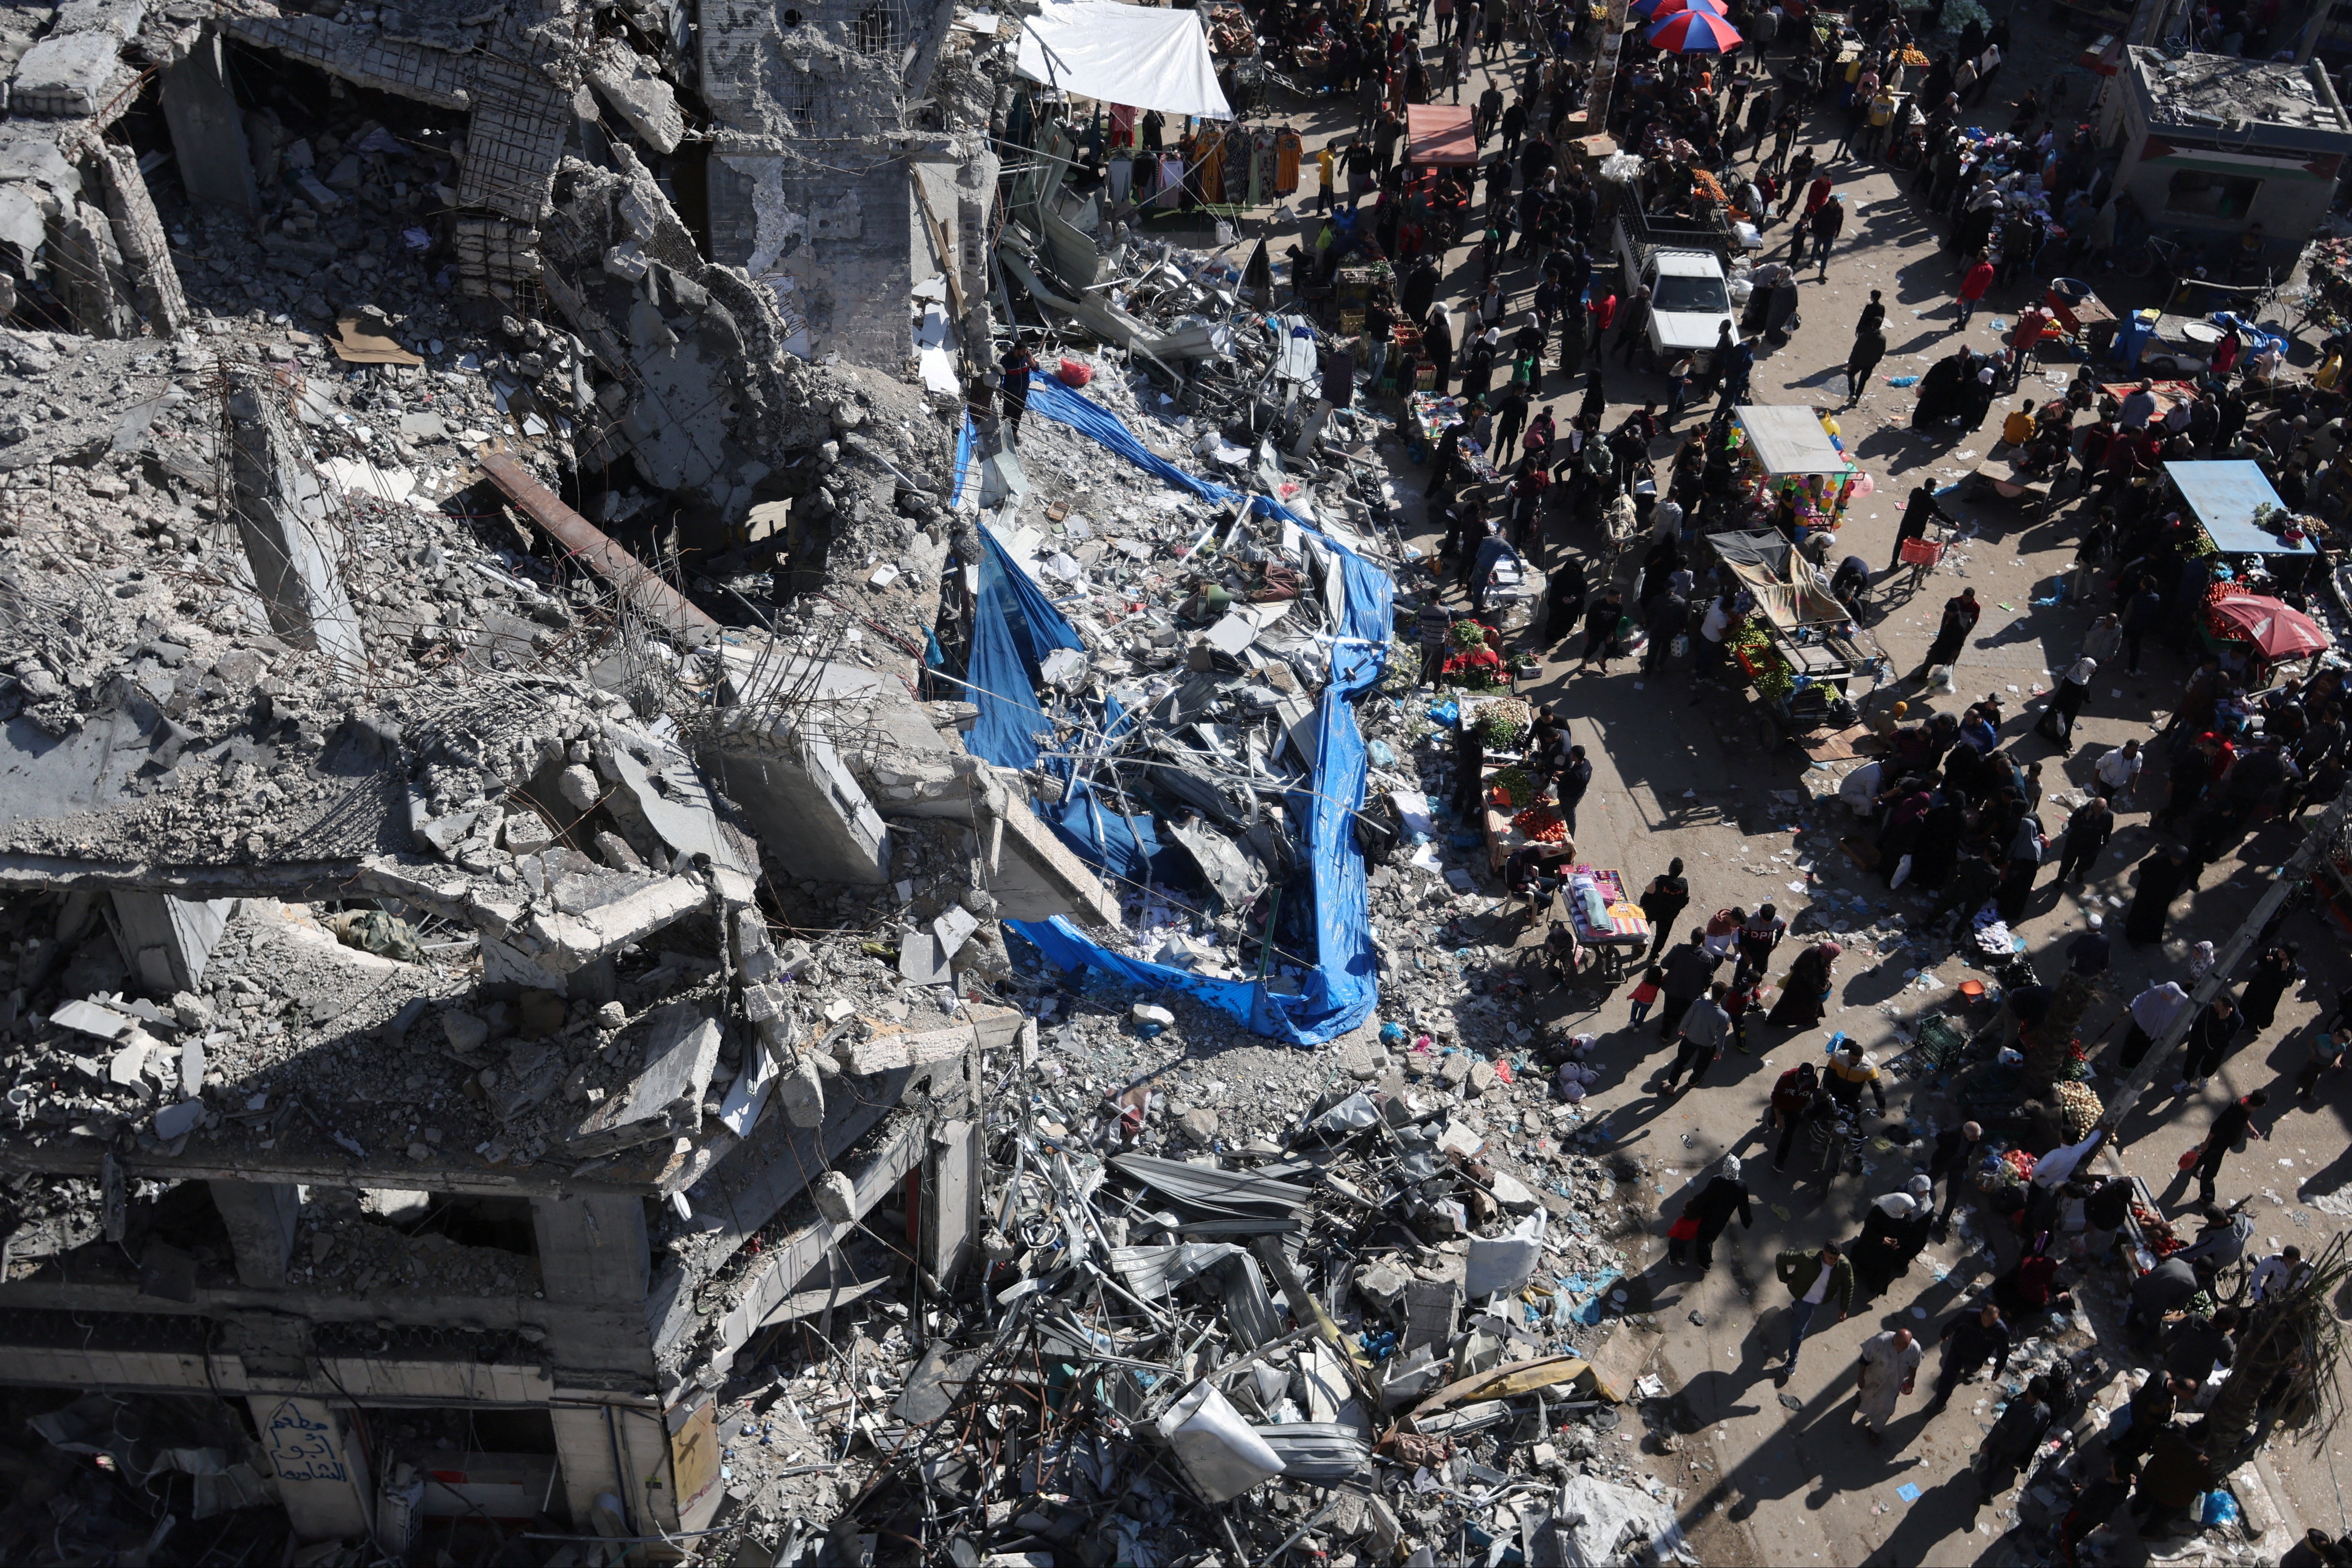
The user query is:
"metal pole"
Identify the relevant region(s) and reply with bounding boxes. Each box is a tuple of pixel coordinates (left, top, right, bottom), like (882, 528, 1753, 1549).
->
(1586, 0, 1630, 140)
(2094, 780, 2352, 1138)
(2299, 0, 2337, 64)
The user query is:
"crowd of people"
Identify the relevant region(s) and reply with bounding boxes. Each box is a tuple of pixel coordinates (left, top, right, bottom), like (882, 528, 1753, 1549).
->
(1197, 0, 2352, 1547)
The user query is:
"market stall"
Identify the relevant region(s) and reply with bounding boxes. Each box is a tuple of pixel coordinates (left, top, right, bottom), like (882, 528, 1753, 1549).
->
(2046, 277, 2118, 361)
(1405, 104, 1478, 167)
(2200, 590, 2331, 687)
(2164, 460, 2320, 565)
(1708, 527, 1885, 755)
(1726, 404, 1862, 542)
(1405, 391, 1502, 478)
(1556, 866, 1650, 982)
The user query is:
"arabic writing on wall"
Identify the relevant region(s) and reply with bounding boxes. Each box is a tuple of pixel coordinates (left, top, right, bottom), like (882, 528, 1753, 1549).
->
(263, 1402, 349, 1485)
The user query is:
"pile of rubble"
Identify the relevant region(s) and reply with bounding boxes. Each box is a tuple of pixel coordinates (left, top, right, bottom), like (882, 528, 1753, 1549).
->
(688, 978, 1716, 1567)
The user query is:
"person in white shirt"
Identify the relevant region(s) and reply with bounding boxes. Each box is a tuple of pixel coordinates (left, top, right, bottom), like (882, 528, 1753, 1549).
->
(2251, 1246, 2311, 1302)
(2094, 739, 2142, 804)
(1838, 758, 1886, 820)
(2116, 980, 2191, 1074)
(1695, 591, 1733, 683)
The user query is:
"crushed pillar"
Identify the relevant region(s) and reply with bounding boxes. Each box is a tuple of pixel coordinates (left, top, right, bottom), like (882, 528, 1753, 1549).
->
(105, 891, 232, 993)
(210, 1180, 299, 1288)
(95, 145, 187, 333)
(224, 372, 365, 670)
(707, 720, 893, 886)
(48, 198, 136, 338)
(159, 32, 258, 214)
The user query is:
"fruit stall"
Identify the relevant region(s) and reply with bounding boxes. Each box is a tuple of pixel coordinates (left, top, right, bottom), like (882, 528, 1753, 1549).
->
(1708, 528, 1887, 758)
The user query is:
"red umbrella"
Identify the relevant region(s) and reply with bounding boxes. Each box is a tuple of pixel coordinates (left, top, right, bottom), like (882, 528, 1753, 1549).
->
(1645, 6, 1743, 50)
(2208, 594, 2329, 660)
(1630, 0, 1723, 21)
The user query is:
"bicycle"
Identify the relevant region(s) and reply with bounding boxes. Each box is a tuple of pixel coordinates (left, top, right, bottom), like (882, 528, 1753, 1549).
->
(2120, 231, 2189, 281)
(1809, 1103, 1870, 1178)
(1892, 522, 1952, 594)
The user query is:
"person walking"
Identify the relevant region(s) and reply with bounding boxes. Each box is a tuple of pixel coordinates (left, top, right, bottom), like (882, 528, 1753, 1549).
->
(1972, 1375, 2052, 1506)
(2054, 794, 2114, 887)
(2296, 1021, 2351, 1103)
(1764, 940, 1842, 1031)
(2172, 996, 2243, 1094)
(2188, 1091, 2269, 1204)
(2116, 979, 2193, 1074)
(1415, 596, 1453, 689)
(1682, 1153, 1754, 1272)
(1807, 194, 1845, 279)
(2037, 656, 2097, 746)
(2094, 738, 2144, 804)
(1640, 858, 1691, 961)
(1956, 252, 1995, 330)
(1929, 1300, 2013, 1405)
(1845, 326, 1886, 404)
(1914, 587, 1981, 678)
(1888, 481, 1950, 571)
(2238, 942, 2303, 1036)
(1655, 928, 1721, 1039)
(1659, 981, 1735, 1093)
(1773, 1244, 1852, 1379)
(1852, 1327, 1922, 1443)
(1925, 1120, 1985, 1237)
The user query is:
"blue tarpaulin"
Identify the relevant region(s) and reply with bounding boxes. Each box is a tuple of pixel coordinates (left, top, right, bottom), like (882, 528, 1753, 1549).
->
(960, 380, 1394, 1046)
(966, 525, 1088, 770)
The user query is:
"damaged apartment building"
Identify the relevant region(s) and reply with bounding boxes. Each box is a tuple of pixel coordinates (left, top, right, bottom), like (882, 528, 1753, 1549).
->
(0, 0, 1112, 1556)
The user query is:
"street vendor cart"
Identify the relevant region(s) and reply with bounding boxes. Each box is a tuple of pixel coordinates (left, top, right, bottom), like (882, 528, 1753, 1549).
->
(1725, 404, 1865, 542)
(1556, 865, 1649, 983)
(2163, 460, 2320, 580)
(1404, 391, 1501, 479)
(1708, 528, 1888, 757)
(2046, 277, 2119, 362)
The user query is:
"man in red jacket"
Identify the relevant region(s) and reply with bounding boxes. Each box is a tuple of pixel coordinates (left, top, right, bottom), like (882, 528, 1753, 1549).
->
(1956, 251, 1996, 330)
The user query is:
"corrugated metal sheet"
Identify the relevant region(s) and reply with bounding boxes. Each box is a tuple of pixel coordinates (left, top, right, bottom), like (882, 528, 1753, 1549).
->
(1253, 1424, 1371, 1481)
(1112, 1155, 1313, 1215)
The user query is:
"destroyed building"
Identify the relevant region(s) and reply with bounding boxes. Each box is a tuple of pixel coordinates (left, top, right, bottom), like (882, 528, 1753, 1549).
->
(0, 0, 1658, 1557)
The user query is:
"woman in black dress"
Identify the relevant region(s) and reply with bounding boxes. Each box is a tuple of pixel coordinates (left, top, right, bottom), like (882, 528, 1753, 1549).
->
(2239, 943, 2304, 1036)
(1766, 941, 1843, 1030)
(1907, 799, 1968, 892)
(2123, 842, 2194, 946)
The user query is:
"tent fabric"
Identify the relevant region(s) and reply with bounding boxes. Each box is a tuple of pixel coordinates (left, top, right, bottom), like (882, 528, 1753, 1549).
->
(1406, 105, 1477, 165)
(2208, 593, 2329, 659)
(1734, 405, 1846, 475)
(1710, 529, 1844, 627)
(1014, 2, 1232, 119)
(974, 385, 1394, 1047)
(966, 524, 1088, 771)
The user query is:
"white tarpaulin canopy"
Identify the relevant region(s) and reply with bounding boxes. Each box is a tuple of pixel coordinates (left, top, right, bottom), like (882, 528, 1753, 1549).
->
(1734, 404, 1849, 476)
(1015, 2, 1232, 119)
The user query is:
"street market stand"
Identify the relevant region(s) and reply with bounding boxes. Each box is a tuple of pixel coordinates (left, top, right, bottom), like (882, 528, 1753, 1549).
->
(1729, 404, 1863, 539)
(2164, 460, 2319, 567)
(1708, 527, 1885, 757)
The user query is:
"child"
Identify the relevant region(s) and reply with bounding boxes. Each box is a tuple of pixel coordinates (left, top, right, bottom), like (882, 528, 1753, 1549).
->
(1628, 963, 1665, 1025)
(1723, 976, 1763, 1053)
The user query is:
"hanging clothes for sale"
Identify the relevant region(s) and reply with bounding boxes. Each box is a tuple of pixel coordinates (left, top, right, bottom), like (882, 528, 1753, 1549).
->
(1107, 153, 1134, 206)
(1196, 126, 1227, 204)
(1110, 104, 1138, 148)
(1274, 126, 1303, 195)
(1156, 152, 1184, 208)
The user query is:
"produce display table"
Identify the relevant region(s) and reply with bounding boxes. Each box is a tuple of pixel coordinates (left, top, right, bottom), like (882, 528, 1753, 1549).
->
(1406, 391, 1500, 478)
(1559, 865, 1649, 982)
